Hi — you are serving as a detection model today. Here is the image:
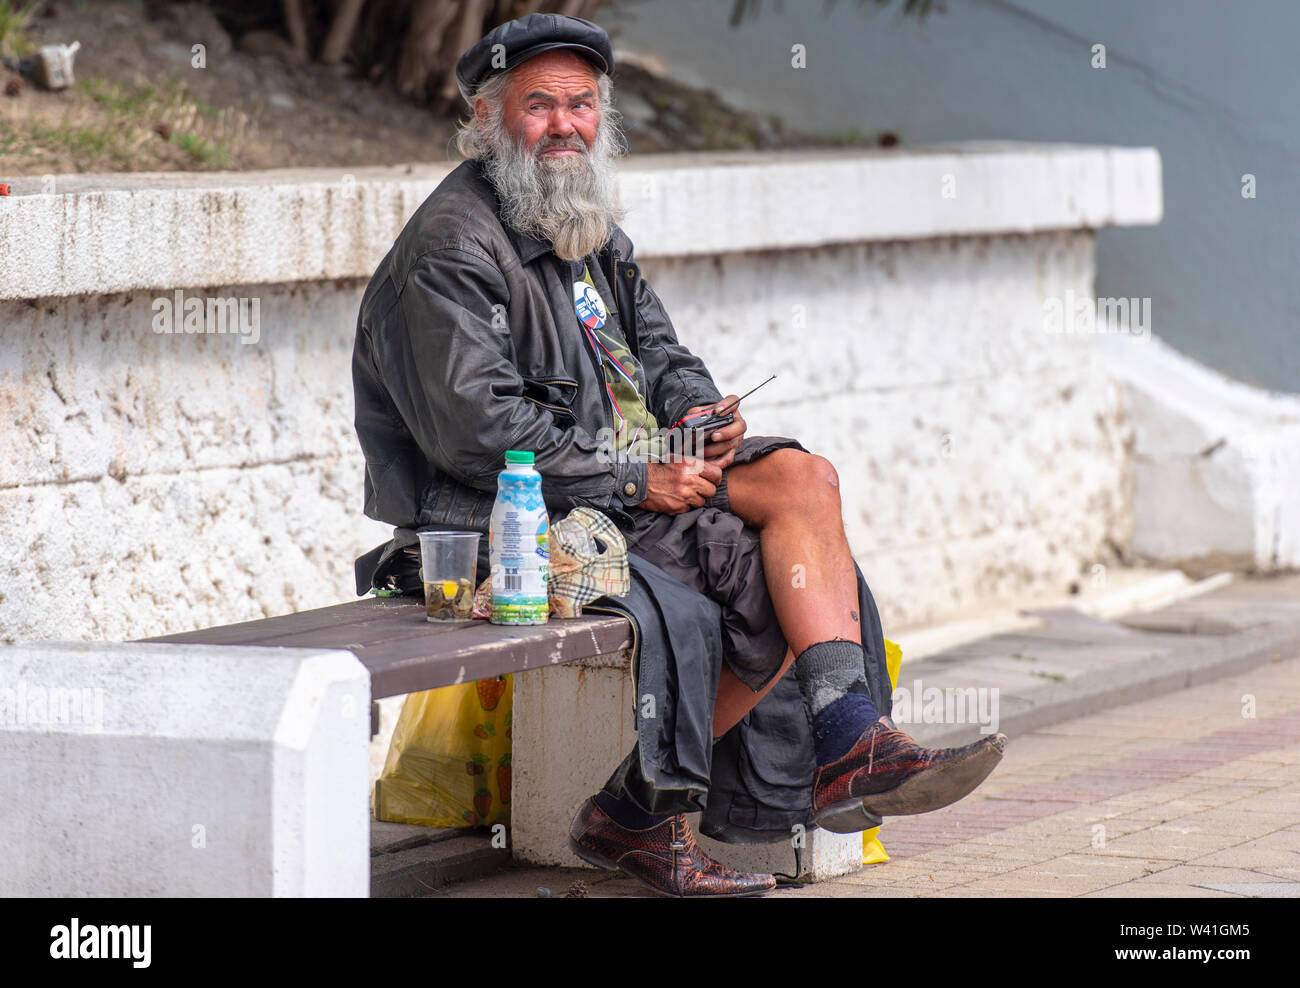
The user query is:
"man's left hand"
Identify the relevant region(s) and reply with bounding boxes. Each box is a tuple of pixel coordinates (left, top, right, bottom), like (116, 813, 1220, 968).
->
(682, 395, 746, 470)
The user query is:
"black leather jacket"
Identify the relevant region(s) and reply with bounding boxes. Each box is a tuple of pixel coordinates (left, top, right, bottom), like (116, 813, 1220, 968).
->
(351, 157, 723, 589)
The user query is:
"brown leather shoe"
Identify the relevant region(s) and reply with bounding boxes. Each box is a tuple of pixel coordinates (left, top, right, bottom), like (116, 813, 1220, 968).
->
(813, 716, 1007, 833)
(568, 796, 777, 898)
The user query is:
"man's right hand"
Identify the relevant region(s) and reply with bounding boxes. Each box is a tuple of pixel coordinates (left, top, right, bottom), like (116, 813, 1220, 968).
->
(639, 457, 723, 514)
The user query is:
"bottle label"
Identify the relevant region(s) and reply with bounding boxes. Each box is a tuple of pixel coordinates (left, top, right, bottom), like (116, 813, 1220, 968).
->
(490, 471, 549, 625)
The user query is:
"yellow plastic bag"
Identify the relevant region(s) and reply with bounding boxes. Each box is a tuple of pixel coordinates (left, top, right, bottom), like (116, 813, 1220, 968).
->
(374, 675, 512, 828)
(862, 638, 903, 864)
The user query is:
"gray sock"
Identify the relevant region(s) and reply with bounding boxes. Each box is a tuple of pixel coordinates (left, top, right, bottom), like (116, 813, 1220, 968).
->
(794, 639, 870, 717)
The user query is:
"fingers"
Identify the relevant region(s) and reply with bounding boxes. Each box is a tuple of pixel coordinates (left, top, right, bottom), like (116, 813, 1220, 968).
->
(704, 445, 737, 471)
(682, 456, 723, 486)
(701, 434, 741, 460)
(648, 454, 727, 514)
(707, 418, 744, 444)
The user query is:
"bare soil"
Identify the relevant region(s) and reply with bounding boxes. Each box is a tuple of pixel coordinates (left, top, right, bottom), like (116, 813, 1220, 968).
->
(0, 0, 881, 176)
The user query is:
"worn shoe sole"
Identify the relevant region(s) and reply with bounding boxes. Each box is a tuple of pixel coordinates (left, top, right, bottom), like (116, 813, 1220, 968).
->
(815, 734, 1007, 833)
(566, 835, 775, 899)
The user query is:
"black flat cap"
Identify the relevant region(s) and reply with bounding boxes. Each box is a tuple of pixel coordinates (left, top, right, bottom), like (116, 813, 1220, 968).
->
(456, 13, 613, 104)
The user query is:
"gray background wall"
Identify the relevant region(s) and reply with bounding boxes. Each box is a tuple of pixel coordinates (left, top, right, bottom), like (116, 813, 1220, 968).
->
(606, 0, 1296, 393)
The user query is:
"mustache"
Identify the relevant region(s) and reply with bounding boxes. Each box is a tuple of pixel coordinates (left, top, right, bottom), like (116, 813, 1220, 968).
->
(533, 136, 588, 155)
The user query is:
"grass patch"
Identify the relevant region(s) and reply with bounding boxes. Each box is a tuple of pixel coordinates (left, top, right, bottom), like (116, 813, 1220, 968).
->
(9, 75, 251, 171)
(172, 131, 227, 166)
(28, 119, 116, 156)
(0, 0, 35, 58)
(79, 77, 161, 116)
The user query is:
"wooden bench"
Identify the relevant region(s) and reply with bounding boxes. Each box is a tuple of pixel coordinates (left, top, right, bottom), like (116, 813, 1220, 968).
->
(144, 596, 634, 736)
(141, 595, 861, 880)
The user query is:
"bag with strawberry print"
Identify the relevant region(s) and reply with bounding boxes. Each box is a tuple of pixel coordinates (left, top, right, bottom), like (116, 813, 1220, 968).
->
(374, 675, 513, 829)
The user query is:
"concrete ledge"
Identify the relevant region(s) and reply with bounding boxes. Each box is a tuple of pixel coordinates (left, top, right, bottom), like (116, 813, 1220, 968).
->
(1103, 334, 1300, 569)
(0, 641, 370, 896)
(0, 143, 1162, 300)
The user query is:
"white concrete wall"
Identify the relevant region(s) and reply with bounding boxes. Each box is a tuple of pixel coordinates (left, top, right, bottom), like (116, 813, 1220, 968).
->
(0, 641, 370, 896)
(1102, 334, 1300, 570)
(0, 146, 1161, 642)
(1, 279, 389, 642)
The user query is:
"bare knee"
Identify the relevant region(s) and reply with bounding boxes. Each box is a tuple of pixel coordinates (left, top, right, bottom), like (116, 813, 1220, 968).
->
(801, 454, 842, 513)
(766, 451, 841, 515)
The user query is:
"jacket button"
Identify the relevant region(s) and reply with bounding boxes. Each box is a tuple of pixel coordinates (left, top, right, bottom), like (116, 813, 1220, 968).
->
(624, 482, 637, 497)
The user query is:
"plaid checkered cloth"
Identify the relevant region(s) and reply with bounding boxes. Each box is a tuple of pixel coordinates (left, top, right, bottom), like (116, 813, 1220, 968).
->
(471, 506, 630, 619)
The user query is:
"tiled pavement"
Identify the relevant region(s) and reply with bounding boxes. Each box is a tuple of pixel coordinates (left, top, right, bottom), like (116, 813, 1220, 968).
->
(778, 654, 1300, 898)
(428, 653, 1300, 898)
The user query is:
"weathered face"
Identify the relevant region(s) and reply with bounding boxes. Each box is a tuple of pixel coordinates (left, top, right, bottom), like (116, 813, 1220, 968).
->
(478, 50, 601, 160)
(471, 49, 623, 261)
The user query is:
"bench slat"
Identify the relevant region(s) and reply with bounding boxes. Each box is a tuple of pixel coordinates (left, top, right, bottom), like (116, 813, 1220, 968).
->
(141, 597, 633, 697)
(356, 616, 633, 697)
(145, 596, 418, 646)
(183, 607, 486, 652)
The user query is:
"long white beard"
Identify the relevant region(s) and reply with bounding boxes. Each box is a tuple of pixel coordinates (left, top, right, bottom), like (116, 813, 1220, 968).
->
(482, 115, 627, 262)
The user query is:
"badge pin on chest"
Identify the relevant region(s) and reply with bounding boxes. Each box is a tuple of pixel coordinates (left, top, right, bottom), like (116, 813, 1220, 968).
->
(573, 282, 607, 331)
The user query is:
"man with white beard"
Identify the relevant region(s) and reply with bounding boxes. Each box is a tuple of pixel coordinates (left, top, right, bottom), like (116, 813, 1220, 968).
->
(352, 14, 1006, 899)
(461, 50, 626, 269)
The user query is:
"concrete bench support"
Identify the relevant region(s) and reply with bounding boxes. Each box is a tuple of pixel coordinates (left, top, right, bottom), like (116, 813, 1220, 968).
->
(510, 650, 863, 881)
(0, 641, 370, 896)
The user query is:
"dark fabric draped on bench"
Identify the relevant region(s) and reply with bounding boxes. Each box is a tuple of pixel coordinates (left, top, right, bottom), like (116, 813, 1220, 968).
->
(588, 554, 893, 844)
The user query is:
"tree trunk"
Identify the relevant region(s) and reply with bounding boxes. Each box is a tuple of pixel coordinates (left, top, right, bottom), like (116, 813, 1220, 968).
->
(320, 0, 369, 65)
(396, 0, 458, 100)
(282, 0, 310, 60)
(437, 0, 491, 106)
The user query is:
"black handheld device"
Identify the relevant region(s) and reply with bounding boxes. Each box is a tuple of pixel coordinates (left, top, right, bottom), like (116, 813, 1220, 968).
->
(666, 374, 776, 454)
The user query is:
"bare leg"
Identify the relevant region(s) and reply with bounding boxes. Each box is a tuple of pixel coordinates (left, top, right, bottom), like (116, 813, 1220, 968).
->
(713, 646, 796, 739)
(709, 449, 862, 735)
(725, 449, 862, 654)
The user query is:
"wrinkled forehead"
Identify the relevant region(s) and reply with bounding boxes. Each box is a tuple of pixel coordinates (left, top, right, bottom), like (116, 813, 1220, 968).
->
(502, 50, 601, 102)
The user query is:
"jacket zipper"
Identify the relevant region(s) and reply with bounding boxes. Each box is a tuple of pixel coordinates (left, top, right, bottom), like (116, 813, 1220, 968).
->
(522, 396, 571, 415)
(607, 249, 639, 358)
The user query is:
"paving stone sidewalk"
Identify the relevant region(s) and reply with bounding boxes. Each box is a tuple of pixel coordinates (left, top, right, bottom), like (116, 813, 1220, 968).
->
(375, 573, 1300, 898)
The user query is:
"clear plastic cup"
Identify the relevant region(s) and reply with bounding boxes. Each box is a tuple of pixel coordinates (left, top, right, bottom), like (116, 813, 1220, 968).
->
(417, 531, 481, 622)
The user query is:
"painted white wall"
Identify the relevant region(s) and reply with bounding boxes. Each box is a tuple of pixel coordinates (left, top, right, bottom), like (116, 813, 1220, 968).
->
(1102, 334, 1300, 569)
(0, 146, 1158, 642)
